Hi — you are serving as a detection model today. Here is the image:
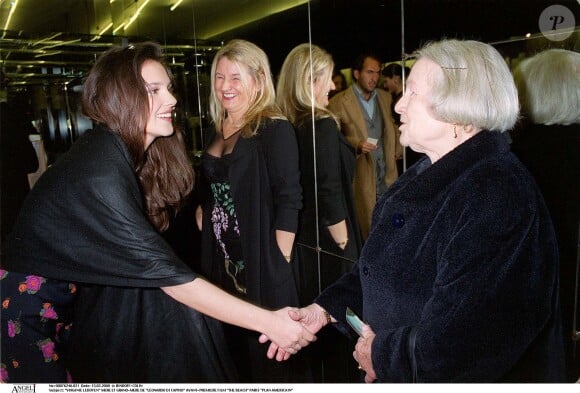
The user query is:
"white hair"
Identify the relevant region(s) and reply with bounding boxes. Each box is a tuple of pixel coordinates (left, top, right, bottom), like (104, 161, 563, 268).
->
(513, 49, 580, 126)
(417, 39, 519, 132)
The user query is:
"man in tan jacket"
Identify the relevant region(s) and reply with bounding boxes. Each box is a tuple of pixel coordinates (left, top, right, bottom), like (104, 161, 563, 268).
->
(329, 54, 402, 240)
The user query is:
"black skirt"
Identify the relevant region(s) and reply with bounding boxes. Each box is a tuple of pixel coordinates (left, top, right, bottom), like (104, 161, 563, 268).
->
(67, 284, 238, 382)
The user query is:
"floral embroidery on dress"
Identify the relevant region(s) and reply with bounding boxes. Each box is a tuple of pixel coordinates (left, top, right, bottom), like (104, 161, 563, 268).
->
(1, 271, 76, 381)
(0, 363, 8, 382)
(40, 303, 58, 321)
(7, 319, 21, 338)
(224, 258, 246, 294)
(18, 275, 45, 294)
(210, 181, 246, 294)
(36, 338, 57, 363)
(211, 182, 241, 258)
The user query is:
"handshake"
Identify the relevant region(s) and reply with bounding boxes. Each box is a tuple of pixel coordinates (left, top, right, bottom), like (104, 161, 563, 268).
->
(258, 303, 377, 382)
(258, 303, 332, 361)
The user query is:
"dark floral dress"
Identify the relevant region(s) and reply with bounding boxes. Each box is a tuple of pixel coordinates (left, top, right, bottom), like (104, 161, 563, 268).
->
(0, 269, 76, 382)
(202, 152, 246, 295)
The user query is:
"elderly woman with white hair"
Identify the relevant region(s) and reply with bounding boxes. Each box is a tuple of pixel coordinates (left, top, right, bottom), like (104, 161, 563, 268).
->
(511, 48, 580, 382)
(275, 39, 566, 382)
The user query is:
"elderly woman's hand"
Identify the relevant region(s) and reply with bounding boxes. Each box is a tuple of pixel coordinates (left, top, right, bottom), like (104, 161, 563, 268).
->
(257, 307, 317, 361)
(260, 304, 328, 361)
(354, 324, 377, 383)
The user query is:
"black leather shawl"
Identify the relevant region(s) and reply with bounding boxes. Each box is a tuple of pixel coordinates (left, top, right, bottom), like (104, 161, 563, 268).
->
(3, 125, 237, 382)
(4, 125, 195, 287)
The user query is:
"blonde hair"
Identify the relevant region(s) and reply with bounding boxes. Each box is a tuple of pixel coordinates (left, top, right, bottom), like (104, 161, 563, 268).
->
(513, 49, 580, 126)
(417, 39, 519, 132)
(209, 39, 283, 137)
(276, 43, 338, 128)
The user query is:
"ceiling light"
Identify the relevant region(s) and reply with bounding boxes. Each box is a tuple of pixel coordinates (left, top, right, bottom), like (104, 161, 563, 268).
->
(32, 33, 63, 46)
(2, 0, 20, 32)
(41, 39, 81, 50)
(125, 0, 151, 30)
(90, 22, 113, 42)
(34, 51, 63, 58)
(97, 22, 114, 36)
(170, 0, 184, 12)
(113, 23, 125, 34)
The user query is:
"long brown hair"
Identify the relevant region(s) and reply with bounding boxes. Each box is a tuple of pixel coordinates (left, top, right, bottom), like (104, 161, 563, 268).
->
(82, 42, 194, 231)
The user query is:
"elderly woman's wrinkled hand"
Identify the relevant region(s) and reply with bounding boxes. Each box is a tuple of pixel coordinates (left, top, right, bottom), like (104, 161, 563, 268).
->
(258, 307, 317, 361)
(354, 324, 377, 383)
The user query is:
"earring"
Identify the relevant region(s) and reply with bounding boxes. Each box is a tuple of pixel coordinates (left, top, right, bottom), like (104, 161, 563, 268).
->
(453, 125, 458, 139)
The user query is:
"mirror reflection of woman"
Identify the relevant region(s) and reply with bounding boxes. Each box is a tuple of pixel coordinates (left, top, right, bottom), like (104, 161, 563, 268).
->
(196, 39, 310, 382)
(277, 43, 362, 297)
(277, 43, 363, 382)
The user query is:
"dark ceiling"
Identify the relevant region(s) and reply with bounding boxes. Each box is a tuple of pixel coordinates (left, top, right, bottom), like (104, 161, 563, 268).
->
(0, 0, 578, 88)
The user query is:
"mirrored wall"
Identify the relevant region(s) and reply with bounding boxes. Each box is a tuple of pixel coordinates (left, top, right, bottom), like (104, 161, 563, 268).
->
(307, 0, 578, 260)
(1, 0, 578, 382)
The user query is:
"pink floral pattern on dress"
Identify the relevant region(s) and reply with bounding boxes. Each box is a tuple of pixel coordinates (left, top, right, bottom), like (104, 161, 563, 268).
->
(24, 275, 45, 294)
(2, 271, 76, 381)
(37, 338, 56, 363)
(0, 363, 8, 382)
(40, 303, 58, 321)
(7, 320, 21, 338)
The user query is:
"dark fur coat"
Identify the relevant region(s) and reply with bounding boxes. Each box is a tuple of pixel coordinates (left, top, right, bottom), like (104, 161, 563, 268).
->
(316, 130, 566, 382)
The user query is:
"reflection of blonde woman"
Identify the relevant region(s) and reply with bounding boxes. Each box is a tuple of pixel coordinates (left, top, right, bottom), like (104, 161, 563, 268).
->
(277, 43, 362, 382)
(196, 39, 310, 382)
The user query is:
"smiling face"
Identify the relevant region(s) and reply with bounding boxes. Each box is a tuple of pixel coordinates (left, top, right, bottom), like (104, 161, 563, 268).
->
(142, 60, 177, 149)
(214, 56, 258, 121)
(394, 57, 453, 162)
(314, 68, 335, 107)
